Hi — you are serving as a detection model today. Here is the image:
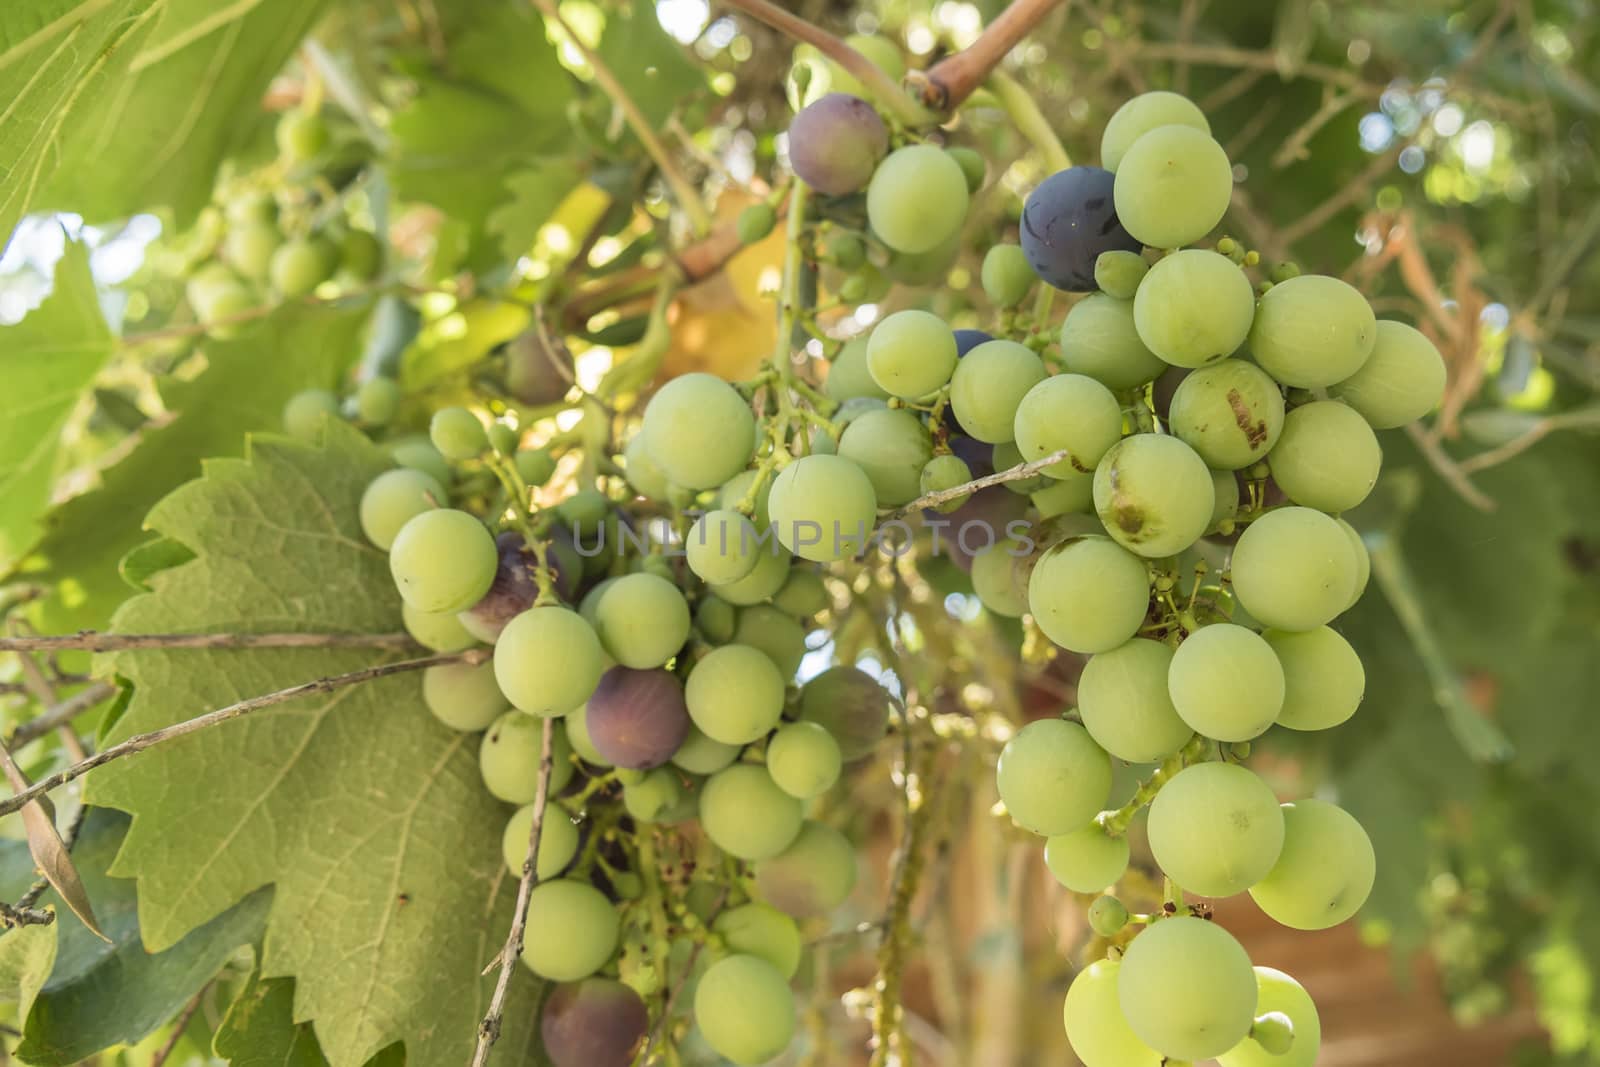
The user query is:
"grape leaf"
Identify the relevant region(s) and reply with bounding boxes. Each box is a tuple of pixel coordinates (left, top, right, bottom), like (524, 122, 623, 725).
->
(214, 968, 331, 1067)
(487, 161, 587, 264)
(86, 422, 543, 1067)
(592, 2, 703, 129)
(0, 241, 112, 572)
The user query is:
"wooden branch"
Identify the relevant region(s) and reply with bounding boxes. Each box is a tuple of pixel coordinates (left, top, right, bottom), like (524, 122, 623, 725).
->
(915, 0, 1066, 112)
(6, 681, 117, 750)
(0, 631, 416, 653)
(884, 448, 1070, 520)
(149, 985, 209, 1067)
(0, 900, 53, 929)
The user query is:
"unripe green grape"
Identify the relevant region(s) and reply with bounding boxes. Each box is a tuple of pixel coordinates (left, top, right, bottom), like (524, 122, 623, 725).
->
(919, 454, 972, 513)
(1210, 469, 1241, 531)
(947, 146, 986, 191)
(1248, 799, 1375, 930)
(1101, 91, 1210, 172)
(950, 339, 1047, 444)
(1218, 968, 1322, 1067)
(1088, 896, 1130, 937)
(866, 310, 958, 399)
(501, 803, 580, 879)
(838, 408, 933, 506)
(866, 144, 969, 254)
(622, 434, 667, 500)
(1045, 821, 1130, 893)
(276, 110, 329, 162)
(731, 605, 807, 679)
(196, 279, 254, 337)
(1330, 320, 1446, 428)
(428, 407, 486, 461)
(422, 659, 504, 732)
(971, 537, 1030, 617)
(225, 191, 278, 226)
(1267, 400, 1382, 513)
(1094, 434, 1214, 559)
(1247, 1012, 1296, 1057)
(223, 221, 281, 280)
(520, 879, 619, 981)
(1028, 536, 1151, 653)
(754, 820, 857, 917)
(694, 596, 738, 644)
(1133, 250, 1255, 368)
(982, 244, 1035, 308)
(885, 235, 963, 288)
(1094, 249, 1149, 299)
(282, 389, 340, 441)
(1168, 623, 1285, 741)
(339, 228, 382, 281)
(485, 424, 517, 457)
(391, 437, 452, 486)
(824, 230, 866, 269)
(388, 508, 498, 613)
(687, 509, 761, 585)
(1059, 293, 1168, 390)
(641, 373, 757, 490)
(1117, 917, 1258, 1060)
(824, 336, 891, 402)
(1077, 638, 1193, 762)
(593, 573, 691, 669)
(269, 237, 336, 297)
(798, 666, 890, 762)
(355, 377, 401, 426)
(1113, 125, 1234, 249)
(1063, 959, 1164, 1067)
(686, 643, 785, 745)
(623, 767, 685, 823)
(494, 606, 606, 716)
(403, 603, 477, 655)
(564, 703, 611, 767)
(766, 721, 841, 799)
(714, 903, 802, 978)
(709, 543, 791, 606)
(556, 490, 610, 535)
(767, 454, 877, 562)
(516, 447, 557, 488)
(1033, 474, 1095, 517)
(1147, 762, 1284, 897)
(693, 954, 795, 1067)
(1249, 275, 1377, 388)
(671, 723, 740, 775)
(772, 567, 829, 617)
(1168, 359, 1286, 470)
(736, 202, 776, 244)
(698, 763, 803, 860)
(359, 468, 443, 550)
(1230, 507, 1358, 631)
(1337, 518, 1370, 610)
(480, 710, 575, 803)
(996, 718, 1111, 836)
(1264, 626, 1364, 731)
(1013, 373, 1123, 480)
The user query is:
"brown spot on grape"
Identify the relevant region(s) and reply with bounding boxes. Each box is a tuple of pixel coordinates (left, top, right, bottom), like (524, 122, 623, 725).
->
(1225, 388, 1269, 448)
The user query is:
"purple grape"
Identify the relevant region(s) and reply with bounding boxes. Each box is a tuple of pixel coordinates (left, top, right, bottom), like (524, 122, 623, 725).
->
(585, 667, 690, 769)
(953, 329, 993, 357)
(933, 485, 1031, 572)
(460, 534, 580, 642)
(1019, 166, 1142, 292)
(787, 93, 889, 196)
(541, 978, 648, 1067)
(502, 328, 575, 406)
(797, 666, 890, 762)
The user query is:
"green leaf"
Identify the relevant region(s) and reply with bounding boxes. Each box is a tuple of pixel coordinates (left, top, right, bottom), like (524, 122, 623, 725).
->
(0, 924, 57, 1022)
(87, 422, 543, 1067)
(119, 537, 197, 593)
(592, 2, 703, 129)
(487, 161, 587, 263)
(0, 241, 113, 571)
(215, 968, 331, 1067)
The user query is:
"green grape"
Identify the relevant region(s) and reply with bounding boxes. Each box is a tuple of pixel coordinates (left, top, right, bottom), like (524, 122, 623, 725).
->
(578, 578, 617, 627)
(282, 389, 340, 441)
(1059, 293, 1168, 390)
(992, 441, 1050, 494)
(736, 202, 776, 244)
(1336, 518, 1370, 610)
(564, 703, 611, 767)
(791, 34, 905, 105)
(494, 606, 606, 716)
(429, 406, 487, 461)
(1093, 434, 1214, 559)
(698, 764, 803, 860)
(767, 454, 877, 562)
(948, 146, 986, 192)
(1330, 319, 1447, 428)
(623, 767, 684, 822)
(1044, 821, 1130, 893)
(356, 377, 401, 426)
(338, 228, 383, 281)
(403, 602, 477, 653)
(391, 437, 452, 486)
(773, 566, 829, 616)
(389, 508, 498, 613)
(223, 221, 281, 280)
(557, 489, 610, 532)
(714, 903, 802, 978)
(1168, 623, 1285, 741)
(671, 723, 740, 775)
(360, 468, 444, 550)
(1077, 638, 1193, 763)
(1267, 400, 1382, 513)
(486, 426, 518, 458)
(1032, 474, 1095, 518)
(982, 244, 1035, 308)
(1013, 373, 1123, 480)
(1248, 799, 1375, 930)
(1094, 250, 1149, 299)
(865, 310, 958, 399)
(1062, 959, 1164, 1067)
(798, 667, 890, 761)
(516, 447, 557, 488)
(1147, 762, 1284, 897)
(1230, 507, 1357, 631)
(1249, 1012, 1296, 1057)
(225, 191, 278, 225)
(710, 542, 791, 606)
(623, 435, 670, 500)
(1132, 249, 1255, 368)
(1101, 90, 1210, 172)
(886, 230, 961, 286)
(269, 236, 336, 297)
(732, 605, 807, 679)
(1113, 126, 1233, 249)
(866, 144, 970, 255)
(824, 337, 891, 402)
(766, 721, 841, 799)
(693, 954, 796, 1067)
(593, 573, 691, 669)
(754, 820, 857, 917)
(1218, 968, 1323, 1067)
(686, 644, 785, 745)
(422, 659, 504, 732)
(1264, 626, 1364, 731)
(1248, 275, 1377, 388)
(996, 718, 1112, 836)
(838, 408, 933, 506)
(695, 596, 738, 644)
(686, 509, 760, 586)
(970, 537, 1029, 617)
(520, 879, 619, 981)
(480, 710, 575, 803)
(501, 803, 580, 879)
(824, 230, 867, 269)
(276, 110, 329, 161)
(1088, 895, 1130, 936)
(641, 372, 757, 490)
(1167, 359, 1286, 469)
(949, 339, 1048, 444)
(1118, 917, 1258, 1060)
(1210, 469, 1241, 531)
(920, 454, 972, 513)
(196, 278, 254, 336)
(1028, 537, 1151, 653)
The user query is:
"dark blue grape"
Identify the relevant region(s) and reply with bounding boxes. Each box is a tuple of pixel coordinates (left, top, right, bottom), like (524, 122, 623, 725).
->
(1019, 166, 1141, 292)
(541, 978, 648, 1067)
(953, 329, 992, 357)
(461, 533, 579, 641)
(585, 667, 690, 769)
(788, 93, 889, 196)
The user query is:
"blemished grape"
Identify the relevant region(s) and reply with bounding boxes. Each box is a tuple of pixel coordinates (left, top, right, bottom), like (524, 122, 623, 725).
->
(698, 763, 803, 860)
(1112, 125, 1233, 249)
(356, 377, 401, 426)
(693, 954, 796, 1067)
(1077, 638, 1194, 763)
(502, 327, 575, 407)
(360, 468, 444, 550)
(825, 337, 891, 402)
(866, 309, 958, 399)
(1330, 319, 1447, 428)
(593, 573, 691, 669)
(686, 509, 761, 586)
(584, 667, 691, 770)
(1058, 293, 1168, 390)
(949, 339, 1047, 444)
(766, 721, 842, 799)
(1064, 959, 1165, 1067)
(714, 903, 803, 978)
(1101, 90, 1210, 172)
(494, 606, 606, 717)
(686, 644, 785, 745)
(798, 666, 890, 761)
(1094, 249, 1149, 299)
(520, 879, 619, 982)
(731, 605, 807, 679)
(1265, 626, 1365, 731)
(981, 244, 1035, 307)
(459, 533, 550, 644)
(838, 408, 934, 506)
(1032, 474, 1095, 518)
(623, 767, 685, 822)
(429, 406, 486, 460)
(276, 110, 329, 161)
(920, 454, 972, 513)
(501, 803, 580, 879)
(269, 236, 336, 297)
(772, 567, 829, 617)
(1028, 536, 1151, 654)
(1118, 916, 1258, 1060)
(866, 144, 970, 255)
(1044, 821, 1130, 893)
(1013, 373, 1123, 480)
(767, 454, 878, 562)
(1218, 968, 1323, 1067)
(1019, 166, 1142, 291)
(1133, 249, 1255, 368)
(1147, 762, 1285, 898)
(641, 373, 757, 490)
(1337, 518, 1371, 610)
(1249, 274, 1377, 388)
(388, 508, 498, 614)
(540, 978, 648, 1067)
(969, 538, 1028, 617)
(391, 437, 452, 486)
(564, 703, 611, 767)
(787, 93, 889, 196)
(671, 723, 740, 775)
(709, 542, 791, 606)
(1249, 799, 1375, 930)
(403, 602, 477, 653)
(282, 389, 340, 440)
(1168, 359, 1286, 470)
(480, 711, 575, 803)
(1094, 434, 1214, 559)
(1168, 623, 1286, 742)
(1267, 400, 1382, 513)
(754, 820, 858, 917)
(996, 718, 1112, 836)
(422, 659, 504, 732)
(1230, 507, 1358, 631)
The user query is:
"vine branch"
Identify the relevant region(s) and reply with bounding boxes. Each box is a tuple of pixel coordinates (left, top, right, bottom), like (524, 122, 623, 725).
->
(0, 631, 415, 653)
(6, 681, 117, 750)
(914, 0, 1066, 112)
(885, 448, 1071, 520)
